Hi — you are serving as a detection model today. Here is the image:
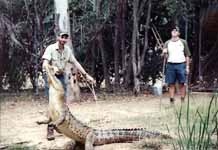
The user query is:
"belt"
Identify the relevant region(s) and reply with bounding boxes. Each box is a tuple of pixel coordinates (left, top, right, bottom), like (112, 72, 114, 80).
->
(167, 62, 185, 64)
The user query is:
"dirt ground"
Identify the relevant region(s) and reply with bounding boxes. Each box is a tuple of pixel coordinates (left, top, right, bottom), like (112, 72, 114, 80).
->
(0, 92, 213, 150)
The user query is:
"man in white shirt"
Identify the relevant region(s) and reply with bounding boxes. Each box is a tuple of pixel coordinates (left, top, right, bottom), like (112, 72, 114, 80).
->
(42, 31, 94, 140)
(163, 26, 191, 103)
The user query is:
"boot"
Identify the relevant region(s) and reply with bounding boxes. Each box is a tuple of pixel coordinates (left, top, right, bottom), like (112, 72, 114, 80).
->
(170, 97, 175, 104)
(47, 124, 55, 140)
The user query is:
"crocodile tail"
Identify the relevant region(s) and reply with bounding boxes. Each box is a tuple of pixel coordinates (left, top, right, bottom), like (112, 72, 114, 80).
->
(93, 128, 170, 146)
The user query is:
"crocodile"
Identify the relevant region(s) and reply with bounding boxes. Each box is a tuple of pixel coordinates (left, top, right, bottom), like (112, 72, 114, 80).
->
(37, 64, 171, 150)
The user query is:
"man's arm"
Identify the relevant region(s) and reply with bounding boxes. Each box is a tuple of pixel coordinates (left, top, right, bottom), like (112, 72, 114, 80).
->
(69, 52, 94, 83)
(42, 45, 52, 71)
(185, 55, 191, 75)
(42, 59, 50, 71)
(69, 54, 87, 75)
(183, 40, 191, 74)
(162, 40, 169, 56)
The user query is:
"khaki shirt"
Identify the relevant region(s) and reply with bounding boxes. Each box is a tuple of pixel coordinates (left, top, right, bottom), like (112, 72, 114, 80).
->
(42, 42, 77, 72)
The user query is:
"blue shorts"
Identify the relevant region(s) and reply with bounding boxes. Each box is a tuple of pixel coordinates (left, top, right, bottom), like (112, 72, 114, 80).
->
(165, 63, 186, 84)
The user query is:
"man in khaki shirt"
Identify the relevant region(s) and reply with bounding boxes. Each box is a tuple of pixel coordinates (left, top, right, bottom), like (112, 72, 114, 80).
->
(42, 31, 94, 140)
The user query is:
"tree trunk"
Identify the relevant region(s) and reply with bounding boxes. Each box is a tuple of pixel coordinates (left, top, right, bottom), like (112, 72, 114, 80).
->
(121, 0, 127, 86)
(131, 0, 151, 95)
(98, 34, 110, 89)
(96, 0, 110, 90)
(54, 0, 76, 102)
(0, 17, 8, 91)
(113, 0, 123, 89)
(54, 0, 72, 48)
(131, 0, 140, 95)
(138, 0, 151, 75)
(33, 0, 39, 95)
(198, 8, 206, 81)
(90, 41, 96, 78)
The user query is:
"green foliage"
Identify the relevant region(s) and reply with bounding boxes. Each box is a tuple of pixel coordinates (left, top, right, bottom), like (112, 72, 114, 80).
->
(0, 0, 54, 91)
(6, 144, 37, 150)
(7, 50, 28, 91)
(173, 94, 218, 149)
(68, 0, 116, 86)
(0, 0, 212, 91)
(69, 0, 114, 53)
(161, 0, 194, 22)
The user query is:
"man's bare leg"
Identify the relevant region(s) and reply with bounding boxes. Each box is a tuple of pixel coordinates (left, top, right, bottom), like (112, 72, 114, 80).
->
(169, 84, 176, 103)
(179, 83, 186, 102)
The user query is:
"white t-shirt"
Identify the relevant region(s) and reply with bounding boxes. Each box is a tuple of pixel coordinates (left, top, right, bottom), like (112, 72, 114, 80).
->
(164, 39, 191, 63)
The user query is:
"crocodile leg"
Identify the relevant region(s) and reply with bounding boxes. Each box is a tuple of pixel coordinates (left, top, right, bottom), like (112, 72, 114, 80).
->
(64, 140, 76, 150)
(85, 131, 95, 150)
(64, 140, 85, 150)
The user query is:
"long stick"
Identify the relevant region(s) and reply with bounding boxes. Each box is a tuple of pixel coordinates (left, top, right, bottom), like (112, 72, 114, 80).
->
(151, 26, 166, 82)
(151, 25, 166, 110)
(186, 73, 189, 95)
(79, 72, 97, 101)
(153, 24, 164, 44)
(151, 27, 163, 49)
(86, 82, 97, 101)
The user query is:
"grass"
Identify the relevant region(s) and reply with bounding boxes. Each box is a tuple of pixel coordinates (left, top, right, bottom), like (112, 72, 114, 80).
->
(172, 92, 218, 150)
(1, 91, 217, 149)
(1, 144, 37, 150)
